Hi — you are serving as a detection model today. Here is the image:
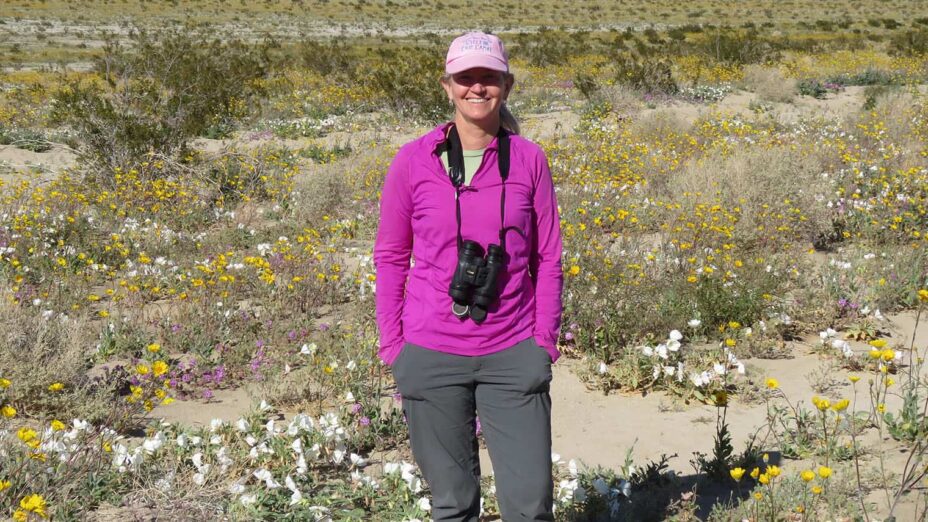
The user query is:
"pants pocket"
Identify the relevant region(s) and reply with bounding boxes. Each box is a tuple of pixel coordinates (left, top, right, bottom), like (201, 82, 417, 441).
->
(515, 338, 552, 394)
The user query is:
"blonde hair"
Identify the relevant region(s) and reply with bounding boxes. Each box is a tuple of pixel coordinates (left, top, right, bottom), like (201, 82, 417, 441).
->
(442, 72, 520, 135)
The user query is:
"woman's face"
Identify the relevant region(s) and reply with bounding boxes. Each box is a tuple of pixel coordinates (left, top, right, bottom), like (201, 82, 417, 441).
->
(442, 67, 513, 127)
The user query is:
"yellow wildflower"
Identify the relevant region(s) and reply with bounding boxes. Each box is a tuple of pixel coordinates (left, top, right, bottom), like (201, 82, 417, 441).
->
(730, 467, 745, 481)
(750, 467, 760, 479)
(832, 399, 850, 412)
(849, 375, 860, 383)
(767, 465, 781, 478)
(801, 470, 815, 482)
(47, 382, 64, 392)
(567, 265, 580, 276)
(818, 466, 832, 479)
(868, 339, 887, 349)
(17, 427, 37, 444)
(19, 493, 47, 517)
(136, 364, 150, 375)
(918, 289, 928, 302)
(50, 420, 66, 431)
(0, 480, 10, 491)
(147, 343, 161, 354)
(812, 396, 830, 411)
(152, 360, 168, 377)
(759, 473, 770, 485)
(765, 378, 779, 390)
(1, 405, 16, 418)
(812, 485, 823, 494)
(0, 377, 10, 388)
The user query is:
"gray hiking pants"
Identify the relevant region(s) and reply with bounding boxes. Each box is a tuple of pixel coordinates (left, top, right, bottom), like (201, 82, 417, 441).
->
(391, 338, 554, 522)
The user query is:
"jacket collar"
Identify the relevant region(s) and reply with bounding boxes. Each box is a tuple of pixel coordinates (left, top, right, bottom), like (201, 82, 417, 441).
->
(426, 122, 503, 154)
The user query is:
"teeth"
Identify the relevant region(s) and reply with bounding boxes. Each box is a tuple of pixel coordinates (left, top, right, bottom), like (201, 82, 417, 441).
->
(466, 99, 488, 103)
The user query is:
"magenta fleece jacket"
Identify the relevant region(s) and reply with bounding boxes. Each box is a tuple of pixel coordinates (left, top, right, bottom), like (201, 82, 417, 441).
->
(374, 123, 563, 365)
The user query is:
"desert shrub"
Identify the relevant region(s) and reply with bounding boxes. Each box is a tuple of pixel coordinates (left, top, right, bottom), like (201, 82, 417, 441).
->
(826, 68, 898, 87)
(627, 110, 690, 143)
(298, 39, 358, 77)
(666, 145, 834, 248)
(614, 54, 678, 94)
(51, 26, 273, 180)
(0, 125, 52, 152)
(361, 44, 448, 121)
(511, 28, 595, 67)
(0, 303, 118, 425)
(862, 84, 900, 110)
(796, 78, 828, 98)
(573, 72, 602, 101)
(821, 247, 928, 313)
(741, 65, 795, 103)
(889, 28, 928, 56)
(293, 163, 358, 226)
(699, 27, 777, 65)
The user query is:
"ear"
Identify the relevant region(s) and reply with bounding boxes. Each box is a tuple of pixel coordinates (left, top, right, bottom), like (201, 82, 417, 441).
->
(440, 76, 454, 102)
(503, 74, 515, 101)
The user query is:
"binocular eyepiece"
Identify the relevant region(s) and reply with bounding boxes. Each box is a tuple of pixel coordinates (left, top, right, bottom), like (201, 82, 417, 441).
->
(449, 240, 506, 323)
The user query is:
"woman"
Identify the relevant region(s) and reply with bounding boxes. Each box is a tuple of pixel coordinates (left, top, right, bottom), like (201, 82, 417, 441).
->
(374, 31, 563, 521)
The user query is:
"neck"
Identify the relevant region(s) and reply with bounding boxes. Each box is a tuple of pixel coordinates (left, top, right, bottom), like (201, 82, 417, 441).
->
(453, 114, 500, 150)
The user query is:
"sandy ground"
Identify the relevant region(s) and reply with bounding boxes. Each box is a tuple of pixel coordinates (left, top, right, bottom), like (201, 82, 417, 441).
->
(150, 309, 927, 518)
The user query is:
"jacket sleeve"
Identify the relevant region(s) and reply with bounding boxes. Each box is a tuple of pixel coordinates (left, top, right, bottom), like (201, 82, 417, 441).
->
(373, 148, 413, 365)
(529, 148, 563, 360)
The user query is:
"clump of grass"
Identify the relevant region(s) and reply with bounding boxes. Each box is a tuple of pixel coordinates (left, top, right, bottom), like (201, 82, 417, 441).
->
(0, 301, 118, 425)
(741, 65, 796, 104)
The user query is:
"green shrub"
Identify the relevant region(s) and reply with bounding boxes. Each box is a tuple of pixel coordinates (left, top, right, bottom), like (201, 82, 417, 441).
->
(511, 28, 594, 67)
(299, 39, 357, 77)
(889, 28, 928, 56)
(699, 27, 777, 65)
(51, 26, 273, 179)
(614, 55, 678, 94)
(0, 126, 51, 152)
(827, 68, 897, 86)
(362, 44, 448, 121)
(573, 72, 602, 101)
(797, 78, 827, 98)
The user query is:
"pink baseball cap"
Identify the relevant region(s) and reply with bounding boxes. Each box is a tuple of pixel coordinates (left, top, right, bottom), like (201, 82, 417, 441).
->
(445, 32, 509, 75)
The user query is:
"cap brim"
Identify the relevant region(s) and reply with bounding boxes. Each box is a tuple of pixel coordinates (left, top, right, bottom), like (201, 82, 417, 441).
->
(445, 55, 508, 75)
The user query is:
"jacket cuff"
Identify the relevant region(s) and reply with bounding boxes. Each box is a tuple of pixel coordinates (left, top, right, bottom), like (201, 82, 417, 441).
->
(378, 340, 406, 366)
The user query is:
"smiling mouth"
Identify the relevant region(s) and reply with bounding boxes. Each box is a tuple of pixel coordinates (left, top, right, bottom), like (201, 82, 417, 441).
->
(465, 98, 489, 103)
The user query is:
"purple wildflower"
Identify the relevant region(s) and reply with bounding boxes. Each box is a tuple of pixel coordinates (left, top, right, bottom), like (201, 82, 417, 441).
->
(212, 365, 226, 384)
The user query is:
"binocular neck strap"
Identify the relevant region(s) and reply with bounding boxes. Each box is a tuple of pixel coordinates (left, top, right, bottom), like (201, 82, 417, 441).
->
(447, 125, 512, 251)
